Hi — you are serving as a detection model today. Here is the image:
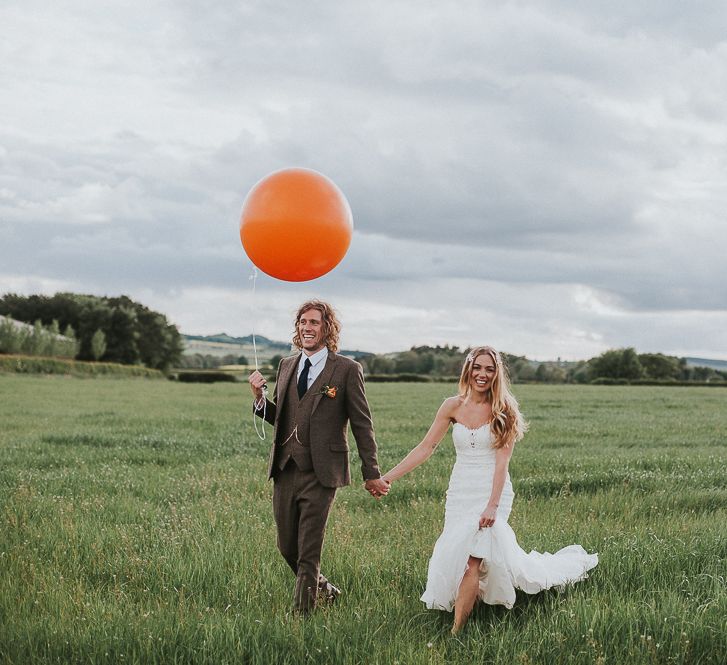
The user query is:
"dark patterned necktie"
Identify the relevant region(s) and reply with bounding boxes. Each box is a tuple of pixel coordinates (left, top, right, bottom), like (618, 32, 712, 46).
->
(297, 358, 312, 398)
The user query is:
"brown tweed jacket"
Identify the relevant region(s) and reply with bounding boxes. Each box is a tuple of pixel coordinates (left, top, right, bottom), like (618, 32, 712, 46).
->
(256, 351, 381, 488)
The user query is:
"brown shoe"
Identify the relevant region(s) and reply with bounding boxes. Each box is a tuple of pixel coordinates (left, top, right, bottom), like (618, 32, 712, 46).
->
(317, 580, 341, 604)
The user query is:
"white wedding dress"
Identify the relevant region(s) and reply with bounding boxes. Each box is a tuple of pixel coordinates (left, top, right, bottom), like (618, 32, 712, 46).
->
(420, 423, 598, 611)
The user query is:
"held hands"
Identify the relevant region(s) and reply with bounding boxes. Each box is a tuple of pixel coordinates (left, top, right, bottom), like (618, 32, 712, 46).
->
(364, 477, 391, 500)
(479, 505, 497, 528)
(248, 370, 267, 401)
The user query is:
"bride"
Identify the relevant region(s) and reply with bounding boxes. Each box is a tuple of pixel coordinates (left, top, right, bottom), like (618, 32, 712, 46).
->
(381, 346, 598, 633)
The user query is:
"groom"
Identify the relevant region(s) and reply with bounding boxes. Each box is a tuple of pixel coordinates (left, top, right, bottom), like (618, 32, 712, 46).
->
(249, 299, 389, 614)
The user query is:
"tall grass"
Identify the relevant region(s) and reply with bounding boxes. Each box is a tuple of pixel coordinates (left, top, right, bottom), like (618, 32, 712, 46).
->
(1, 377, 725, 664)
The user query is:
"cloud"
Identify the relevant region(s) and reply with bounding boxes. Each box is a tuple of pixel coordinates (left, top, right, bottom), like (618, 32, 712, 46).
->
(1, 1, 725, 359)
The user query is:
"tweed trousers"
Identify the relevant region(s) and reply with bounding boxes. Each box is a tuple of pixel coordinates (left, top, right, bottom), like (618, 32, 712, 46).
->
(272, 461, 336, 612)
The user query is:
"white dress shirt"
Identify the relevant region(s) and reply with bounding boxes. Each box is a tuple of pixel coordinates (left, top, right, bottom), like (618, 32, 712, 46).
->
(297, 346, 328, 391)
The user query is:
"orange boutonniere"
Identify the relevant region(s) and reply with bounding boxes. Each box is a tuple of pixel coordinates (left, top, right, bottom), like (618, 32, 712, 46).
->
(320, 385, 338, 399)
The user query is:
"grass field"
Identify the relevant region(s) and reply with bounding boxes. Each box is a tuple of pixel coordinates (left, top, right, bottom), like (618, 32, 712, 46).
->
(1, 375, 725, 664)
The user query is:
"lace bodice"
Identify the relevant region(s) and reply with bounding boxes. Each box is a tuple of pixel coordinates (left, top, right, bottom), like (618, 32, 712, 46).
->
(451, 422, 496, 463)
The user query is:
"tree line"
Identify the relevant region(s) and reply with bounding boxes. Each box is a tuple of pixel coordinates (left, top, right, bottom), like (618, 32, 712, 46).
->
(2, 293, 723, 383)
(356, 345, 726, 384)
(0, 293, 183, 371)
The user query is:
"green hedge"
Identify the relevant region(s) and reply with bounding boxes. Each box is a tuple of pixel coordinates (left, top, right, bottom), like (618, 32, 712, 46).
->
(0, 354, 163, 378)
(632, 379, 726, 387)
(591, 376, 726, 387)
(175, 371, 238, 383)
(364, 373, 458, 383)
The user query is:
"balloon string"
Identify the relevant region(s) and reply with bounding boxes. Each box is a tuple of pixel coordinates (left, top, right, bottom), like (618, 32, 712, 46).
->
(250, 267, 267, 441)
(251, 268, 260, 371)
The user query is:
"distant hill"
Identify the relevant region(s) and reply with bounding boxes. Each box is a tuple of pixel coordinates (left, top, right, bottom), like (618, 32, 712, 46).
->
(184, 332, 282, 346)
(684, 357, 727, 371)
(181, 333, 371, 362)
(181, 333, 289, 363)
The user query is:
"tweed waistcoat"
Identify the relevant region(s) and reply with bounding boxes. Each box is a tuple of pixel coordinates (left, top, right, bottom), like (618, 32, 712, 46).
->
(276, 366, 315, 471)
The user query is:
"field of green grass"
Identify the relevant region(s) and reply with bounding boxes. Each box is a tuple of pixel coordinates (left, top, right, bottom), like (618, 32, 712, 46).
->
(1, 375, 725, 664)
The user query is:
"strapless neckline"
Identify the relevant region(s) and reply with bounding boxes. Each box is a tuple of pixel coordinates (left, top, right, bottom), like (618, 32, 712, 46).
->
(452, 421, 491, 433)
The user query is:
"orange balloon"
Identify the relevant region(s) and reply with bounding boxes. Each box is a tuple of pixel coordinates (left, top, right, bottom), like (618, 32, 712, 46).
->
(240, 168, 353, 282)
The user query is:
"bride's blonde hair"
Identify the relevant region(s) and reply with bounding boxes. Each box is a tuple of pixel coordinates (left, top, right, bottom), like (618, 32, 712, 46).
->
(458, 346, 528, 449)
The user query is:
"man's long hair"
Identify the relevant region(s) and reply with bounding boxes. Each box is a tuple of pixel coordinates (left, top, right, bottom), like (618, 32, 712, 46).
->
(458, 346, 528, 449)
(292, 300, 341, 353)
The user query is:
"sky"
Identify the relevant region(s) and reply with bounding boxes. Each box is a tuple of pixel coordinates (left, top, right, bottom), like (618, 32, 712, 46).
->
(1, 0, 726, 360)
